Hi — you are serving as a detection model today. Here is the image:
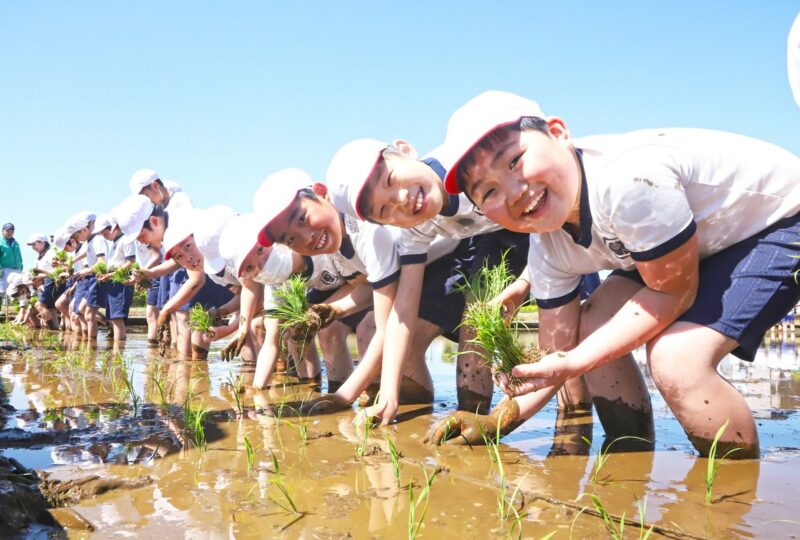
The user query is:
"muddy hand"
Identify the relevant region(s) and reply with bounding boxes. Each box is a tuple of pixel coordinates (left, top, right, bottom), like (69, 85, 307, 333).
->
(301, 394, 351, 415)
(424, 397, 520, 445)
(220, 330, 248, 361)
(306, 303, 339, 330)
(506, 352, 576, 396)
(157, 319, 171, 356)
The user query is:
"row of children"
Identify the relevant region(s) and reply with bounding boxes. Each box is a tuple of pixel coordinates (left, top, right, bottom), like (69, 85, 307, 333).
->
(10, 90, 800, 458)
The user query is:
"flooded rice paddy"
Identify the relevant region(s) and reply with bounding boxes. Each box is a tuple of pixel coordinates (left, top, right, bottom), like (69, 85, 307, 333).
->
(1, 328, 799, 539)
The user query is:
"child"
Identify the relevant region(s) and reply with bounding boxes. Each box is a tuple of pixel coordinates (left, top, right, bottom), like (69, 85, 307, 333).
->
(436, 90, 800, 457)
(327, 138, 595, 426)
(96, 215, 136, 342)
(65, 212, 106, 339)
(254, 168, 460, 411)
(27, 233, 60, 329)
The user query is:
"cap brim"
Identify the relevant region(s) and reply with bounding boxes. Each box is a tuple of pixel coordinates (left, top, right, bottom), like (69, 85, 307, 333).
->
(257, 226, 274, 247)
(444, 118, 522, 195)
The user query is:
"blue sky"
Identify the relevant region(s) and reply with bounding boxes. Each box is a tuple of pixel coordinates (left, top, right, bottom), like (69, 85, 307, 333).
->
(1, 2, 798, 253)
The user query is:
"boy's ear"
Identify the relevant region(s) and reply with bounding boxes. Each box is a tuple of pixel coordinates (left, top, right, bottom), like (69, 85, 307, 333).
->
(391, 139, 419, 160)
(311, 182, 329, 198)
(546, 117, 571, 141)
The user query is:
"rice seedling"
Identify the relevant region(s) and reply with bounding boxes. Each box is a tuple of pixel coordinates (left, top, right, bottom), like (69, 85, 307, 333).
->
(582, 435, 651, 484)
(385, 434, 402, 487)
(591, 494, 624, 540)
(284, 396, 319, 447)
(705, 419, 742, 504)
(150, 373, 172, 412)
(123, 363, 141, 417)
(91, 261, 108, 276)
(355, 411, 375, 459)
(53, 247, 69, 263)
(243, 434, 256, 472)
(184, 399, 210, 450)
(267, 450, 299, 514)
(110, 263, 139, 285)
(458, 253, 541, 386)
(480, 416, 527, 523)
(187, 303, 215, 337)
(637, 496, 655, 540)
(267, 275, 310, 335)
(223, 371, 245, 416)
(407, 463, 438, 540)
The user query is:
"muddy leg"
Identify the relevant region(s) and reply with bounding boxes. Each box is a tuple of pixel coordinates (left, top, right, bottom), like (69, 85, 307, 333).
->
(578, 276, 654, 441)
(648, 322, 759, 458)
(190, 330, 209, 360)
(456, 324, 493, 414)
(399, 318, 440, 404)
(174, 311, 192, 357)
(318, 320, 354, 388)
(146, 305, 159, 341)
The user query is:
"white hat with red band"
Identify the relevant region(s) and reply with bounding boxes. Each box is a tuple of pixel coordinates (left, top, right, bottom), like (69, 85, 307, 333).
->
(252, 168, 314, 247)
(443, 91, 545, 195)
(326, 138, 388, 220)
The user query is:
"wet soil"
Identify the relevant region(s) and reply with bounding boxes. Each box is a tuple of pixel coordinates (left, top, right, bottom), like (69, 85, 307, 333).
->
(1, 329, 799, 537)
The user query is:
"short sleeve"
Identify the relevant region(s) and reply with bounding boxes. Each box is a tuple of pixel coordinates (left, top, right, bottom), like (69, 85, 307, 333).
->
(601, 146, 695, 261)
(359, 225, 400, 289)
(398, 226, 435, 264)
(527, 238, 582, 308)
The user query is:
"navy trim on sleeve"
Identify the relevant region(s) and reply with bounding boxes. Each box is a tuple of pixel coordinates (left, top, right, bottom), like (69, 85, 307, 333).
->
(300, 256, 314, 280)
(342, 271, 362, 281)
(339, 235, 355, 259)
(399, 253, 428, 265)
(370, 269, 401, 290)
(535, 286, 581, 309)
(630, 221, 697, 262)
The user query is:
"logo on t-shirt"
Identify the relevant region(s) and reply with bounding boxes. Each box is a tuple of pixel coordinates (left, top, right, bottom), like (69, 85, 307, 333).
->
(602, 236, 630, 259)
(320, 270, 337, 286)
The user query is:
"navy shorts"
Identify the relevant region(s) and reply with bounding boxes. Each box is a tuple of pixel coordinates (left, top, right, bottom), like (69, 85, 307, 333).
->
(611, 212, 800, 361)
(306, 287, 369, 331)
(106, 282, 134, 320)
(146, 274, 160, 307)
(72, 278, 89, 313)
(183, 276, 235, 312)
(83, 276, 107, 309)
(38, 279, 64, 309)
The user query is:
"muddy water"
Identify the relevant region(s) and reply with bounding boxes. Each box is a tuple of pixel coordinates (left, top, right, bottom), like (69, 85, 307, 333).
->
(1, 331, 799, 538)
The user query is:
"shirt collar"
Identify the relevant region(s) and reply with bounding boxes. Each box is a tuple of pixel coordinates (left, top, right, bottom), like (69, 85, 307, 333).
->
(423, 157, 460, 217)
(339, 235, 355, 259)
(561, 148, 593, 248)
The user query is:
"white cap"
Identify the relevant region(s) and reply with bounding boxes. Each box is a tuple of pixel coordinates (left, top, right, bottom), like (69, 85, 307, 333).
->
(6, 272, 30, 296)
(163, 179, 182, 194)
(64, 211, 96, 235)
(194, 205, 236, 274)
(219, 213, 265, 277)
(112, 195, 155, 242)
(326, 138, 388, 220)
(94, 213, 114, 232)
(26, 233, 48, 245)
(162, 208, 196, 261)
(53, 228, 71, 249)
(252, 168, 314, 247)
(443, 91, 545, 194)
(129, 168, 160, 195)
(789, 14, 800, 108)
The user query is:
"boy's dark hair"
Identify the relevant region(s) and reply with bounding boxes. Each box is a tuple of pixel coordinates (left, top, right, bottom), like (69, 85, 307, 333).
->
(142, 204, 167, 231)
(297, 187, 319, 202)
(456, 116, 549, 199)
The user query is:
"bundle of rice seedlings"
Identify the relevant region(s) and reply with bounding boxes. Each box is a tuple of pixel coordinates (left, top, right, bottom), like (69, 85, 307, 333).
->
(91, 261, 108, 276)
(53, 248, 69, 263)
(266, 275, 314, 344)
(187, 303, 215, 337)
(459, 253, 542, 387)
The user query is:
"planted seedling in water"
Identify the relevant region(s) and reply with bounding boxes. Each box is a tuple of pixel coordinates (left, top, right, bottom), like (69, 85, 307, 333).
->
(267, 450, 299, 514)
(591, 494, 625, 540)
(188, 303, 215, 337)
(582, 435, 651, 484)
(223, 371, 245, 416)
(184, 397, 210, 450)
(243, 434, 256, 472)
(123, 363, 141, 417)
(407, 463, 438, 540)
(385, 434, 402, 487)
(705, 419, 742, 504)
(459, 253, 542, 386)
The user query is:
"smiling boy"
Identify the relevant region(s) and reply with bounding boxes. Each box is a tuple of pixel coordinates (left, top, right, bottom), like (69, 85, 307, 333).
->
(327, 139, 593, 427)
(436, 90, 800, 457)
(256, 168, 461, 410)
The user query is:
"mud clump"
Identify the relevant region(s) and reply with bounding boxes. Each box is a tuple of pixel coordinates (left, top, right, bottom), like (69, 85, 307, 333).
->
(39, 471, 154, 507)
(0, 456, 62, 536)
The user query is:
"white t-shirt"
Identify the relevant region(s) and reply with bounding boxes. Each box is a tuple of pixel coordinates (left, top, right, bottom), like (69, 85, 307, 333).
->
(528, 128, 800, 306)
(330, 214, 401, 289)
(106, 235, 136, 269)
(398, 157, 500, 264)
(73, 235, 107, 270)
(35, 248, 56, 274)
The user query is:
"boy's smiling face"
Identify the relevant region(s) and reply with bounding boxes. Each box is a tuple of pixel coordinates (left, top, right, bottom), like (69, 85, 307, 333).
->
(265, 183, 343, 256)
(239, 244, 272, 279)
(363, 148, 447, 228)
(461, 118, 582, 234)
